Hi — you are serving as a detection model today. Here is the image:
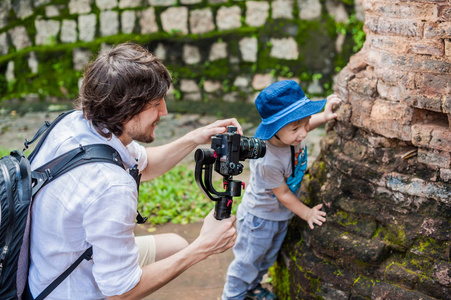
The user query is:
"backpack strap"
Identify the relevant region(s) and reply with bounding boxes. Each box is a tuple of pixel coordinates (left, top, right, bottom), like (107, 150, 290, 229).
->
(26, 110, 76, 163)
(34, 247, 93, 300)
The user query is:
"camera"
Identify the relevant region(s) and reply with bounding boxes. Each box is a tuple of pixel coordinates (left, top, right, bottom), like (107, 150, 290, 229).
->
(194, 126, 266, 220)
(210, 127, 266, 176)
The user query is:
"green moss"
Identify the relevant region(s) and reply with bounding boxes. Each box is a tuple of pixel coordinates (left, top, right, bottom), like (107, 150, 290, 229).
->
(270, 261, 292, 300)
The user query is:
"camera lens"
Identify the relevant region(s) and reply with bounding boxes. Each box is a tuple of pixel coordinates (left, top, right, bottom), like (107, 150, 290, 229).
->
(239, 136, 266, 160)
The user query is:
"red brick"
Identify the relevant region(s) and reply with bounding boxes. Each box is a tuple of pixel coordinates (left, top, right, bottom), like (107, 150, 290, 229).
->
(445, 39, 451, 57)
(443, 95, 451, 113)
(370, 100, 414, 140)
(377, 81, 402, 101)
(440, 168, 451, 182)
(438, 5, 451, 21)
(349, 92, 374, 130)
(407, 91, 444, 112)
(363, 0, 438, 21)
(365, 16, 424, 37)
(368, 34, 410, 53)
(414, 73, 451, 94)
(348, 71, 377, 97)
(367, 50, 451, 74)
(425, 22, 451, 38)
(374, 68, 416, 89)
(412, 123, 451, 151)
(409, 40, 445, 56)
(418, 148, 451, 168)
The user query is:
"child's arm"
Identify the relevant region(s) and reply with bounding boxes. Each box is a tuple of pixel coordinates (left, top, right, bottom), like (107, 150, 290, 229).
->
(273, 184, 326, 229)
(309, 94, 342, 131)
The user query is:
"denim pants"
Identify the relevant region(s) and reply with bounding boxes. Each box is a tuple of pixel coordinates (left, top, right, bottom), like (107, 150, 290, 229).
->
(222, 204, 289, 300)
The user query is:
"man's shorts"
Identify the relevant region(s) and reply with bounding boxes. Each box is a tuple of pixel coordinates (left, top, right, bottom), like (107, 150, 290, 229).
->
(135, 235, 156, 267)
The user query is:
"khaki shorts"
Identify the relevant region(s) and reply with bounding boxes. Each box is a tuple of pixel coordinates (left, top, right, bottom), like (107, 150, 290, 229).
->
(135, 235, 156, 267)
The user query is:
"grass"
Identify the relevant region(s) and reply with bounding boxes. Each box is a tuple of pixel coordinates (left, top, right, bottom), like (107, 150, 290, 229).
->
(1, 147, 240, 225)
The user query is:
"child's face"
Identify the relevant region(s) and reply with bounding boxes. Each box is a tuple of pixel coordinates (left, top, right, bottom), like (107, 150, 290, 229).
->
(273, 117, 311, 147)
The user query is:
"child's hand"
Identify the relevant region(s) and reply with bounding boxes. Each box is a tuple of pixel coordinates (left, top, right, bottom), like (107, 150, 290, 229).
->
(324, 94, 342, 121)
(306, 203, 327, 229)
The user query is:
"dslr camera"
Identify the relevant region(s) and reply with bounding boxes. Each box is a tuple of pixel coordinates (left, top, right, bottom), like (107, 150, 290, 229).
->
(195, 126, 266, 220)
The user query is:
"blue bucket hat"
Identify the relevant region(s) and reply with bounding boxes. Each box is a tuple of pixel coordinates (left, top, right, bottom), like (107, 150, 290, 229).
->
(254, 80, 326, 140)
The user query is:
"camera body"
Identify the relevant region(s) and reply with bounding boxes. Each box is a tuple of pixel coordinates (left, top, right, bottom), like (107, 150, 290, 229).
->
(211, 126, 266, 177)
(194, 126, 266, 220)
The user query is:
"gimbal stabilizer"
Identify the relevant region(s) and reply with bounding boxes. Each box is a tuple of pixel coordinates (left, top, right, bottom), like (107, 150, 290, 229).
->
(194, 127, 266, 220)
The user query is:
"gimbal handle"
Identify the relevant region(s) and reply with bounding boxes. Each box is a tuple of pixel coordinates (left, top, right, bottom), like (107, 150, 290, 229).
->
(194, 149, 242, 220)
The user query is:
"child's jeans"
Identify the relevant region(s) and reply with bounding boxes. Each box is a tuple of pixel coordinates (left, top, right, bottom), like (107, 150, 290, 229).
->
(222, 204, 289, 300)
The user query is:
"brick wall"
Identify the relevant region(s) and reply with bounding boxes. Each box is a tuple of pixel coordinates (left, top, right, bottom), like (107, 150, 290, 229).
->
(276, 0, 451, 299)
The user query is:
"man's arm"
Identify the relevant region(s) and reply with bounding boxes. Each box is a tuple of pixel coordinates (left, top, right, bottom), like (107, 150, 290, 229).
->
(309, 94, 342, 131)
(140, 118, 243, 181)
(106, 210, 236, 300)
(272, 183, 326, 229)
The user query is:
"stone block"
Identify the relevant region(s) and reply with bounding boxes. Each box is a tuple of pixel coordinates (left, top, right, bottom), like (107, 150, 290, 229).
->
(139, 7, 158, 34)
(298, 0, 321, 20)
(374, 68, 415, 90)
(269, 37, 298, 60)
(368, 35, 410, 53)
(376, 81, 401, 102)
(161, 7, 188, 34)
(365, 16, 424, 37)
(119, 0, 141, 8)
(180, 79, 200, 93)
(348, 74, 377, 97)
(182, 44, 201, 65)
(383, 172, 451, 204)
(96, 0, 117, 10)
(233, 76, 249, 89)
(45, 5, 60, 17)
(180, 0, 201, 4)
(419, 218, 451, 241)
(100, 10, 119, 36)
(203, 80, 222, 93)
(412, 123, 451, 152)
(34, 0, 50, 6)
(209, 42, 227, 61)
(35, 19, 60, 45)
(252, 74, 272, 90)
(239, 37, 258, 62)
(6, 61, 14, 82)
(408, 92, 443, 113)
(325, 0, 348, 23)
(78, 14, 96, 42)
(183, 93, 201, 101)
(216, 6, 241, 31)
(8, 26, 31, 50)
(27, 52, 38, 74)
(73, 48, 92, 71)
(418, 148, 451, 168)
(384, 263, 418, 289)
(0, 0, 10, 29)
(444, 96, 451, 114)
(69, 0, 92, 14)
(148, 0, 176, 5)
(272, 0, 294, 19)
(12, 0, 33, 19)
(121, 10, 136, 34)
(0, 32, 8, 55)
(190, 8, 215, 34)
(245, 1, 269, 27)
(153, 43, 166, 60)
(61, 20, 77, 43)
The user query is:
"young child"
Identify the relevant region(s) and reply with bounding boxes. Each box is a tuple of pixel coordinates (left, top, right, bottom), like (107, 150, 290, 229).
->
(222, 80, 342, 300)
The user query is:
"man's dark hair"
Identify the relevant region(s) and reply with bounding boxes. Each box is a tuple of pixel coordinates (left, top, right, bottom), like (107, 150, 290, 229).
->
(75, 42, 172, 139)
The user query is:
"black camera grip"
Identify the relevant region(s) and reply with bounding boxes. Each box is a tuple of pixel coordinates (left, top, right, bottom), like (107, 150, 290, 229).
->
(215, 197, 232, 220)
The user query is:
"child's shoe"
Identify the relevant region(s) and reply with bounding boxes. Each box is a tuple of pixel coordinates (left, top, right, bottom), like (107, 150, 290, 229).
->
(245, 285, 278, 300)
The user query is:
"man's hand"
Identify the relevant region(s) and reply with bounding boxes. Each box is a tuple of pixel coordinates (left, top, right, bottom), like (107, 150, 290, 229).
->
(192, 209, 237, 257)
(306, 204, 327, 229)
(188, 118, 243, 146)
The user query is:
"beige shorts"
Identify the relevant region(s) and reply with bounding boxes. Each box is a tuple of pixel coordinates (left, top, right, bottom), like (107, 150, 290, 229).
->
(135, 235, 156, 267)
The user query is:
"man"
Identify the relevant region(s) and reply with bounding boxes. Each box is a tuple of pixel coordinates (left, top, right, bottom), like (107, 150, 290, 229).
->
(28, 42, 237, 299)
